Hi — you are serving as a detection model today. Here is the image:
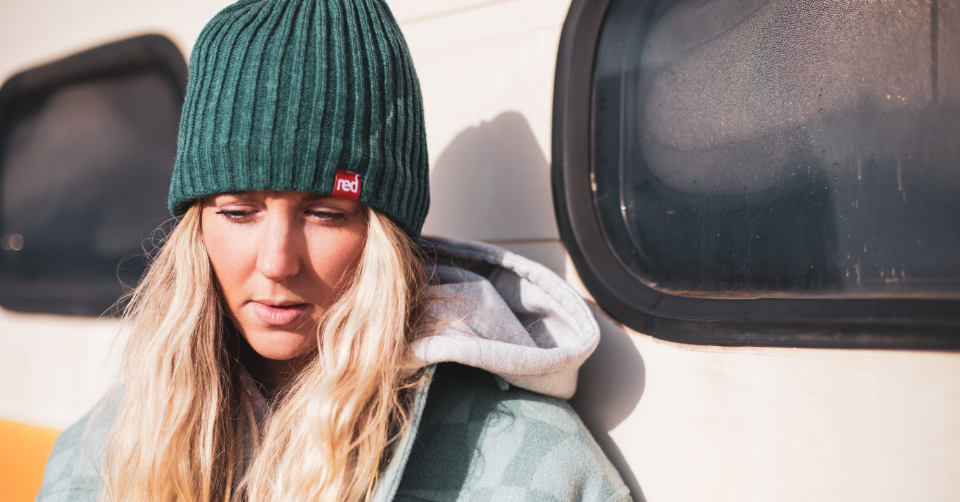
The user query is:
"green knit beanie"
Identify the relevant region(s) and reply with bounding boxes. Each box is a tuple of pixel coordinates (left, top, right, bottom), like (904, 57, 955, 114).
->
(169, 0, 429, 238)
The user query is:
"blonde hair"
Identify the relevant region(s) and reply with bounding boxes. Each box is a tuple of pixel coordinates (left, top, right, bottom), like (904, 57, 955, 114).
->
(99, 202, 430, 502)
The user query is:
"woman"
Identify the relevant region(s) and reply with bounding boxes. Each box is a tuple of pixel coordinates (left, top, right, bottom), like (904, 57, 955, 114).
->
(37, 0, 631, 501)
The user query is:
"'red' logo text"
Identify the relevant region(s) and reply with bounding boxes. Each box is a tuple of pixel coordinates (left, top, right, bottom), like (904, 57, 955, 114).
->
(332, 169, 362, 201)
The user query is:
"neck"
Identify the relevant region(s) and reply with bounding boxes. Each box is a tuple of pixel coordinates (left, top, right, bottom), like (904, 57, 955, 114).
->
(253, 355, 312, 397)
(236, 331, 314, 399)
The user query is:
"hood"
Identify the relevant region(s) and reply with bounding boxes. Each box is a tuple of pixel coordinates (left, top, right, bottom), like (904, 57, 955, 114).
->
(413, 236, 600, 400)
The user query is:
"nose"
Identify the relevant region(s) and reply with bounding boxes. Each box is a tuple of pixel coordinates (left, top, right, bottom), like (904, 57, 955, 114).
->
(256, 210, 301, 281)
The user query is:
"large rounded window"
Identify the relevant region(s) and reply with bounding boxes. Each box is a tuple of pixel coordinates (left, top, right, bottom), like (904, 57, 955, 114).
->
(553, 0, 960, 347)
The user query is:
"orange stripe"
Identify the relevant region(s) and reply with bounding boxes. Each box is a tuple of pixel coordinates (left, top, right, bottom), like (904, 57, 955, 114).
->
(0, 420, 60, 502)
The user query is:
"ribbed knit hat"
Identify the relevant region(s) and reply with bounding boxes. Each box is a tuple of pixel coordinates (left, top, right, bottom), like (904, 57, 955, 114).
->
(169, 0, 429, 237)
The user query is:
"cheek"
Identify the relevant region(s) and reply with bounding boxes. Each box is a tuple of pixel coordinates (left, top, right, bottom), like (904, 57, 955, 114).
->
(307, 229, 367, 294)
(201, 216, 255, 301)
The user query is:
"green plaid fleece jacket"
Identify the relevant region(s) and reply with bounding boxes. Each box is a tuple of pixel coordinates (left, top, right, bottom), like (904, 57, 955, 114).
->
(37, 364, 631, 502)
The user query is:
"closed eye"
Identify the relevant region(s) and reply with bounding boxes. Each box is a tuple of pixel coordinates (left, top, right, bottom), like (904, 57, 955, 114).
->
(216, 209, 257, 221)
(306, 210, 348, 222)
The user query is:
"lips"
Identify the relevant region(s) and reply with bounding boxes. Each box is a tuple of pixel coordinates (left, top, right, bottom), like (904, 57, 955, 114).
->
(252, 301, 307, 326)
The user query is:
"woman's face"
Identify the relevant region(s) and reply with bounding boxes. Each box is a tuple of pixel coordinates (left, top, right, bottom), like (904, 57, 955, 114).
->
(201, 190, 367, 363)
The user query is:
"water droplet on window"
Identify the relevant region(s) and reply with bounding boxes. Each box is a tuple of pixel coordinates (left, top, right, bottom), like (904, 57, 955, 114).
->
(833, 176, 838, 180)
(2, 234, 23, 251)
(819, 108, 824, 113)
(832, 163, 838, 169)
(821, 150, 826, 155)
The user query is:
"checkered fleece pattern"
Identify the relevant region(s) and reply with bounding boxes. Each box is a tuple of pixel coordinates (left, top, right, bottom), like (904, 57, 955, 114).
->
(395, 364, 631, 502)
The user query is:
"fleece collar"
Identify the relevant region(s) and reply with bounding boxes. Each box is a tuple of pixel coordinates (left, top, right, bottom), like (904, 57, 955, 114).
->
(412, 236, 600, 400)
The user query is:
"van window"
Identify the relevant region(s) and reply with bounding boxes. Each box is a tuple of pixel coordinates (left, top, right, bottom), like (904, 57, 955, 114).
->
(553, 0, 960, 347)
(595, 0, 959, 296)
(0, 35, 186, 316)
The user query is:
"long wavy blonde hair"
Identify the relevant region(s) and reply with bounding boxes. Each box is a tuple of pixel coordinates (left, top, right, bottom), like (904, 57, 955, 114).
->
(98, 201, 430, 502)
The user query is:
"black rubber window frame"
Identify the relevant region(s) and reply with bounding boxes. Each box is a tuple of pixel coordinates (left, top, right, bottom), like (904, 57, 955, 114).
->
(0, 34, 187, 316)
(551, 0, 960, 350)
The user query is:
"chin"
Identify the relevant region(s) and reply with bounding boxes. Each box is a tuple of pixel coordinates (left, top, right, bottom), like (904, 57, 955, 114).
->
(244, 329, 317, 361)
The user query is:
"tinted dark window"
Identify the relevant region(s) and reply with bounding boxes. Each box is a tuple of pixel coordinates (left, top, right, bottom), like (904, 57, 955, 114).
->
(592, 0, 960, 297)
(0, 35, 186, 315)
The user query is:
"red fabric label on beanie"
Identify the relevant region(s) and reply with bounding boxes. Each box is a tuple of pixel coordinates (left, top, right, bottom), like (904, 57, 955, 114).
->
(332, 170, 362, 201)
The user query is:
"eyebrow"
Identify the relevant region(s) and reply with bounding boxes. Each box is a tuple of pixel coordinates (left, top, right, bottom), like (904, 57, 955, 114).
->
(204, 192, 253, 205)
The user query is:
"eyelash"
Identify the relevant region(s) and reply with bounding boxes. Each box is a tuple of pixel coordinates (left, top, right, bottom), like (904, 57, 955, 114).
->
(215, 209, 252, 220)
(306, 210, 348, 222)
(215, 209, 348, 222)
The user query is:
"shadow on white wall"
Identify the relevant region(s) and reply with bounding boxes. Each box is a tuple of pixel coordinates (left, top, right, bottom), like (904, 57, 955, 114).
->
(422, 111, 558, 243)
(571, 306, 646, 501)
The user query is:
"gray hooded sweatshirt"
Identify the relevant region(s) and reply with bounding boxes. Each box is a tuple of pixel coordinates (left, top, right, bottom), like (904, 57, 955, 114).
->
(37, 237, 631, 502)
